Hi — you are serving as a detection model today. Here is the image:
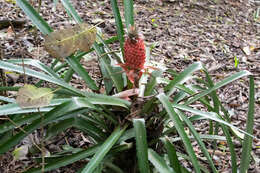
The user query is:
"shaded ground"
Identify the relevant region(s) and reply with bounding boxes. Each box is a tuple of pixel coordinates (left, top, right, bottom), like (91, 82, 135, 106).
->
(0, 0, 260, 172)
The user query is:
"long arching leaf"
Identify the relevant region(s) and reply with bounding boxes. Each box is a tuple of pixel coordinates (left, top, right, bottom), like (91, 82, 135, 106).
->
(134, 119, 150, 173)
(16, 0, 52, 35)
(81, 126, 126, 173)
(157, 93, 201, 173)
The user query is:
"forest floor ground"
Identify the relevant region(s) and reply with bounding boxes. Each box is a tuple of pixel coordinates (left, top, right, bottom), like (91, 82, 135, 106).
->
(0, 0, 260, 172)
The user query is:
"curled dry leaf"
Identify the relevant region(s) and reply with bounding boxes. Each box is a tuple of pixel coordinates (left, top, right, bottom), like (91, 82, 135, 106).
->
(44, 23, 97, 59)
(12, 145, 29, 160)
(16, 84, 54, 108)
(242, 46, 251, 56)
(113, 88, 139, 101)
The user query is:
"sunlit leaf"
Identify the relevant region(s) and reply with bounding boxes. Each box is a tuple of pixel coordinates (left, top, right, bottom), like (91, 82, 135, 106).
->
(5, 0, 16, 4)
(44, 23, 96, 59)
(231, 126, 244, 139)
(16, 84, 54, 108)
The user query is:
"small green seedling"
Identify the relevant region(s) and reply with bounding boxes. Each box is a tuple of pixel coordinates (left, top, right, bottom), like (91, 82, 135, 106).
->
(234, 56, 239, 68)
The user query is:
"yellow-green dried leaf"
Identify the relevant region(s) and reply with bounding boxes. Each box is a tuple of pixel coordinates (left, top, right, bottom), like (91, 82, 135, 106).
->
(12, 145, 28, 160)
(44, 23, 97, 59)
(16, 84, 54, 108)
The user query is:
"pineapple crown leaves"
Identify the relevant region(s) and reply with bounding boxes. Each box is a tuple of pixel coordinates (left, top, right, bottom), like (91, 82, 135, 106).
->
(127, 25, 141, 43)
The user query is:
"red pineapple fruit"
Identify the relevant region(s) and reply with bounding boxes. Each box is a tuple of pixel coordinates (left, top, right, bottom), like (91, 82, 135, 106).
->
(119, 25, 146, 86)
(124, 26, 146, 70)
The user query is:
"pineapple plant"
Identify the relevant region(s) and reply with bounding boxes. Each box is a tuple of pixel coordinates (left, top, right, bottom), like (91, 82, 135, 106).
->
(0, 0, 256, 172)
